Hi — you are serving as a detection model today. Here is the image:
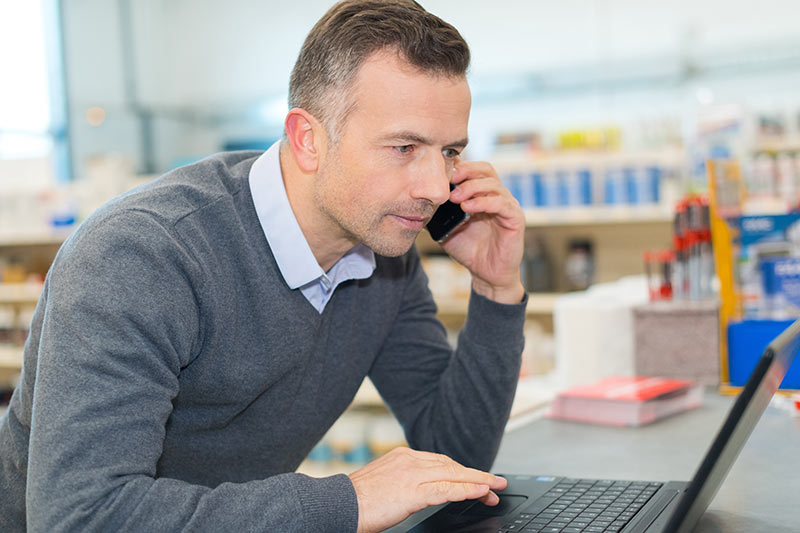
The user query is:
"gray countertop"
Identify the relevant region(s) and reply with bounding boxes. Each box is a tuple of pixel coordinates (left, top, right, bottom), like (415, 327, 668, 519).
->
(392, 391, 800, 532)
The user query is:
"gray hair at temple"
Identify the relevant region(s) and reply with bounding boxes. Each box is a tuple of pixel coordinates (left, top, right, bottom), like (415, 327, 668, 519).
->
(287, 0, 471, 141)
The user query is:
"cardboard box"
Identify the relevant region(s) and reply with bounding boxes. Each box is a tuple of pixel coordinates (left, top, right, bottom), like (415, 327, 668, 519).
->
(633, 300, 720, 385)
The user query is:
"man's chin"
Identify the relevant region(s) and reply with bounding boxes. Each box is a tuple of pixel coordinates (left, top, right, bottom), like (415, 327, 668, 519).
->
(362, 231, 420, 257)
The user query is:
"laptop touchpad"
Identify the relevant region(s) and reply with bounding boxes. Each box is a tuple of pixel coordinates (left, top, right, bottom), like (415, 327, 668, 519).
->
(462, 495, 528, 516)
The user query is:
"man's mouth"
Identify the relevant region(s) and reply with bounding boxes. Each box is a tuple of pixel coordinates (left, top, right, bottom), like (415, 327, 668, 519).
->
(391, 214, 428, 231)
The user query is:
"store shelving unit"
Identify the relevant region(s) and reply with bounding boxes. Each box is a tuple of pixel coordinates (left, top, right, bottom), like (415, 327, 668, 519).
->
(0, 230, 71, 248)
(0, 345, 23, 371)
(523, 204, 673, 227)
(0, 231, 64, 386)
(0, 282, 44, 306)
(0, 282, 40, 382)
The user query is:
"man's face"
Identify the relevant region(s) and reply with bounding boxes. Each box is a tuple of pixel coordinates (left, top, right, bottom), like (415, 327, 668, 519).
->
(313, 51, 471, 257)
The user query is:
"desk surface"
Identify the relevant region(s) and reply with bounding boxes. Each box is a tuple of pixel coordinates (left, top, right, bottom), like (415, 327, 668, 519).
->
(394, 392, 800, 532)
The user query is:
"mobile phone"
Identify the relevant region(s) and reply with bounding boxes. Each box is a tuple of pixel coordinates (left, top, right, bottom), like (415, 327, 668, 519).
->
(426, 184, 469, 242)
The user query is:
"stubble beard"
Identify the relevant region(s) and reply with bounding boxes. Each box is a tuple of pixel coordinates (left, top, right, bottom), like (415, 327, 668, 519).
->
(314, 155, 431, 258)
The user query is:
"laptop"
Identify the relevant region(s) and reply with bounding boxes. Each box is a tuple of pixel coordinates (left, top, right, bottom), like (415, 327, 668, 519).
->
(407, 318, 800, 533)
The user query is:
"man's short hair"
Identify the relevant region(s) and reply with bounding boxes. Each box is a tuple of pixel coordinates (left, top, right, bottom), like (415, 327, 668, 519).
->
(288, 0, 470, 140)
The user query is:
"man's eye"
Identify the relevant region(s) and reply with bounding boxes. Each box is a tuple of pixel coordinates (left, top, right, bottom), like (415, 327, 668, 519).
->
(395, 145, 414, 154)
(443, 148, 460, 159)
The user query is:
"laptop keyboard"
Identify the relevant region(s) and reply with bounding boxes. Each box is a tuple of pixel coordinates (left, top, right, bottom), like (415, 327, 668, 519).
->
(497, 478, 663, 532)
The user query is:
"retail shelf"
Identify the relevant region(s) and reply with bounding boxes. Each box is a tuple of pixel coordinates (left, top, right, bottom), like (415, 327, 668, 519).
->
(0, 282, 44, 305)
(525, 293, 560, 314)
(350, 378, 383, 408)
(0, 229, 72, 247)
(0, 345, 23, 371)
(523, 205, 673, 227)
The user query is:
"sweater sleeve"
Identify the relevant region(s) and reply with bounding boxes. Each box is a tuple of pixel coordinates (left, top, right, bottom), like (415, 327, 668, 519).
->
(368, 247, 527, 471)
(25, 210, 357, 533)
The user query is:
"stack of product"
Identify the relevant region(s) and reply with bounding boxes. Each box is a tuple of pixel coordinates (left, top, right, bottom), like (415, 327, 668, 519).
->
(644, 195, 714, 302)
(736, 213, 800, 320)
(502, 162, 670, 210)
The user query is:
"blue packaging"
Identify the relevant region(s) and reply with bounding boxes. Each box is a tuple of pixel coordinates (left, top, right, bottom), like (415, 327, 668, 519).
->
(556, 171, 570, 207)
(646, 166, 662, 204)
(504, 173, 528, 207)
(623, 167, 638, 205)
(574, 168, 593, 206)
(739, 214, 800, 246)
(532, 172, 546, 207)
(603, 168, 623, 205)
(728, 319, 800, 389)
(760, 257, 800, 318)
(737, 213, 800, 318)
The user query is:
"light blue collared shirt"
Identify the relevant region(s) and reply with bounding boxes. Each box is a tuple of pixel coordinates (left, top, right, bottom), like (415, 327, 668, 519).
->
(248, 141, 376, 313)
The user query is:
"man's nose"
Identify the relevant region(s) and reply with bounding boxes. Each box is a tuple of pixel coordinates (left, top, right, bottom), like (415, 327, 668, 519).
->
(410, 153, 452, 206)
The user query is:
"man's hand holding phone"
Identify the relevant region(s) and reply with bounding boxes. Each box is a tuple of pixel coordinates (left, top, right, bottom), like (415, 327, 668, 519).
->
(430, 159, 526, 305)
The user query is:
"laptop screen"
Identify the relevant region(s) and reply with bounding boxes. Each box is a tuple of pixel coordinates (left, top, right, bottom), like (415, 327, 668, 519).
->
(664, 318, 800, 532)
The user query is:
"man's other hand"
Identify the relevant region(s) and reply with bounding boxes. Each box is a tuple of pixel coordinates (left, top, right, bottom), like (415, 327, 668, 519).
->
(348, 447, 507, 533)
(441, 160, 526, 305)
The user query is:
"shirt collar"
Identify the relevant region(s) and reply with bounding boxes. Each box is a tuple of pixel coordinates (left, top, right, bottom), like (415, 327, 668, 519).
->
(248, 141, 376, 289)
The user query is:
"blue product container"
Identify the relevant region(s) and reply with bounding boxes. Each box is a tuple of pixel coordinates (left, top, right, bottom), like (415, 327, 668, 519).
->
(623, 167, 638, 205)
(505, 173, 526, 208)
(542, 172, 559, 207)
(576, 168, 593, 205)
(556, 171, 570, 207)
(646, 166, 662, 204)
(603, 169, 622, 205)
(760, 258, 800, 317)
(727, 319, 800, 389)
(532, 172, 546, 207)
(343, 443, 373, 464)
(307, 442, 333, 462)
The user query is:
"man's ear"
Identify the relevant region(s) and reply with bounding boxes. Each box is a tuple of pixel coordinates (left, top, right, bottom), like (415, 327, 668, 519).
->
(284, 108, 326, 173)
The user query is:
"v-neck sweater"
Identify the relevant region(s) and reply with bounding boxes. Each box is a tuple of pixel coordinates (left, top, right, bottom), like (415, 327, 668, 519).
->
(0, 151, 526, 532)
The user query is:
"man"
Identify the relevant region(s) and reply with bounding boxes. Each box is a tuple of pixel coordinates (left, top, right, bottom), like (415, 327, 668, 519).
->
(0, 1, 527, 531)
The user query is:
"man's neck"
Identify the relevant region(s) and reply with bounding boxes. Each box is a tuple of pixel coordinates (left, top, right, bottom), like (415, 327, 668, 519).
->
(278, 142, 356, 272)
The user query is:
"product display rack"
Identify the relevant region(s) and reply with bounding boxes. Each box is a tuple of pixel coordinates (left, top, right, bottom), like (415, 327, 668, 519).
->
(707, 159, 800, 392)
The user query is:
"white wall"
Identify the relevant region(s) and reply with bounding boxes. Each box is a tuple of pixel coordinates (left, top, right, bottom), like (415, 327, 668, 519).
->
(61, 0, 800, 176)
(145, 0, 800, 104)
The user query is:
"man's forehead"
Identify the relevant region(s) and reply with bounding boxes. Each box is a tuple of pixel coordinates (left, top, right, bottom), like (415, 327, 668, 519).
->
(339, 50, 471, 143)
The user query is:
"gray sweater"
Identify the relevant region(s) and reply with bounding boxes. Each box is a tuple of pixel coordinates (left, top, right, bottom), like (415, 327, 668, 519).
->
(0, 151, 526, 532)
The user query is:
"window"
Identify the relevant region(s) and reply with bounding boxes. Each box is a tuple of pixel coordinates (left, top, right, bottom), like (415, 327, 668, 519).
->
(0, 0, 67, 181)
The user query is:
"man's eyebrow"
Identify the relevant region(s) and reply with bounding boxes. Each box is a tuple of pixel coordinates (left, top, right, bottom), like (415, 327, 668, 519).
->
(380, 131, 469, 148)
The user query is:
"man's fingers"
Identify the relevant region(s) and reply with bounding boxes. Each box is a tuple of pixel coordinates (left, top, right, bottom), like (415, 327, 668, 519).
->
(478, 490, 501, 506)
(427, 458, 504, 488)
(422, 481, 492, 507)
(459, 195, 523, 229)
(450, 176, 504, 202)
(409, 450, 502, 488)
(452, 161, 498, 184)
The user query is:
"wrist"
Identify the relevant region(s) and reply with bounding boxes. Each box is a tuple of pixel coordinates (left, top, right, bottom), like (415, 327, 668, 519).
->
(471, 277, 525, 305)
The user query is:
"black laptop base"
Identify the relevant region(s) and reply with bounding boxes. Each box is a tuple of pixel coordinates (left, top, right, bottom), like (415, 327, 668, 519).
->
(409, 475, 688, 533)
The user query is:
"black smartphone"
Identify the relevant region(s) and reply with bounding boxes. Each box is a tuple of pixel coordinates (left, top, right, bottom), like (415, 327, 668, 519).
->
(426, 184, 469, 242)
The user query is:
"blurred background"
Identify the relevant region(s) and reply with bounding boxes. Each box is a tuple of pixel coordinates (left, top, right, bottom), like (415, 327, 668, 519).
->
(3, 0, 800, 471)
